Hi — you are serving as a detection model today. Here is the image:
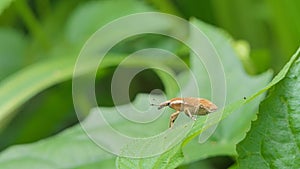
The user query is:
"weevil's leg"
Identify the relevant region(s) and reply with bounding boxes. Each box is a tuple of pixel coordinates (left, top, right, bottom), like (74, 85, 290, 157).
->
(185, 109, 196, 121)
(169, 111, 180, 128)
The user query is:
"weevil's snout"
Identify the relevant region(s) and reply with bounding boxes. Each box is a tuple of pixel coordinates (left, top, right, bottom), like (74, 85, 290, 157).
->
(157, 101, 171, 110)
(157, 105, 165, 110)
(150, 101, 170, 110)
(206, 103, 218, 113)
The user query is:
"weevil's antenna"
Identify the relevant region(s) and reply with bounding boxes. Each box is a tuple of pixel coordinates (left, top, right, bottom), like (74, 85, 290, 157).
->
(150, 102, 165, 110)
(150, 98, 160, 107)
(150, 102, 161, 110)
(150, 103, 159, 106)
(149, 95, 168, 110)
(151, 104, 164, 110)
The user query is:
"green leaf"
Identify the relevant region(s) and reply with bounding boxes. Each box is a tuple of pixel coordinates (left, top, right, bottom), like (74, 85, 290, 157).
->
(1, 0, 185, 131)
(0, 0, 13, 15)
(0, 14, 284, 169)
(115, 98, 243, 169)
(123, 46, 298, 168)
(0, 119, 116, 169)
(0, 53, 180, 130)
(116, 144, 184, 169)
(116, 20, 298, 169)
(180, 19, 272, 164)
(236, 48, 300, 168)
(0, 93, 181, 168)
(0, 56, 76, 130)
(65, 0, 151, 45)
(0, 28, 27, 79)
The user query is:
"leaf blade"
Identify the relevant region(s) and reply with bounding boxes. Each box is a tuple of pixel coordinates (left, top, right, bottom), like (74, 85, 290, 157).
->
(0, 0, 13, 15)
(237, 47, 300, 169)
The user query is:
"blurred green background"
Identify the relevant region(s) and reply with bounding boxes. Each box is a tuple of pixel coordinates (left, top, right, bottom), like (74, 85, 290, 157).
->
(0, 0, 299, 168)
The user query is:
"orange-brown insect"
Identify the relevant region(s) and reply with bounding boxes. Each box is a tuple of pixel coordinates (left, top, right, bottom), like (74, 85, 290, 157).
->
(152, 97, 217, 128)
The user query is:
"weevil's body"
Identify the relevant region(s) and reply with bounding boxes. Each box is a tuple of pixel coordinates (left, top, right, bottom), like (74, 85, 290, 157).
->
(157, 97, 217, 128)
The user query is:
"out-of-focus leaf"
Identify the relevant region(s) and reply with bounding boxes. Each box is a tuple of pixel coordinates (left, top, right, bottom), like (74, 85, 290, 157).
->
(0, 56, 76, 130)
(266, 0, 300, 70)
(0, 0, 183, 130)
(0, 28, 27, 79)
(0, 80, 76, 150)
(0, 0, 13, 15)
(65, 0, 151, 45)
(0, 118, 115, 169)
(233, 40, 271, 74)
(237, 47, 300, 168)
(0, 52, 180, 130)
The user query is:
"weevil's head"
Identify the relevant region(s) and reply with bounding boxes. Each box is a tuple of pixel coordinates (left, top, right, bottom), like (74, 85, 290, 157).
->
(199, 99, 218, 113)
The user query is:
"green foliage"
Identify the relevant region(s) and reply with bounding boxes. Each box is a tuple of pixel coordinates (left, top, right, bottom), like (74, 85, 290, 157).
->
(0, 0, 155, 148)
(175, 0, 300, 73)
(0, 119, 116, 169)
(0, 28, 27, 80)
(0, 57, 74, 129)
(65, 0, 151, 45)
(178, 19, 272, 164)
(116, 46, 300, 168)
(116, 100, 240, 169)
(0, 0, 12, 15)
(116, 144, 184, 169)
(237, 48, 300, 168)
(0, 17, 273, 168)
(0, 0, 299, 168)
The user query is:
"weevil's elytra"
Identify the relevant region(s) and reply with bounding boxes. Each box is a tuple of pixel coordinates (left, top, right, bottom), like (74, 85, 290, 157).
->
(154, 97, 217, 128)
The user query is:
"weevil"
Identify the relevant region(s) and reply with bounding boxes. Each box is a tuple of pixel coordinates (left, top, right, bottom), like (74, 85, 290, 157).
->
(152, 97, 217, 128)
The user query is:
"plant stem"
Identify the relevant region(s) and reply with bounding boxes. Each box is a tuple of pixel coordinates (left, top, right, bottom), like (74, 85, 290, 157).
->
(14, 0, 50, 50)
(148, 0, 182, 16)
(35, 0, 51, 19)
